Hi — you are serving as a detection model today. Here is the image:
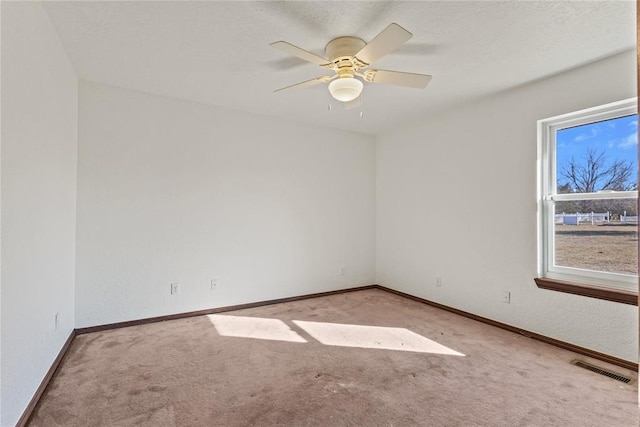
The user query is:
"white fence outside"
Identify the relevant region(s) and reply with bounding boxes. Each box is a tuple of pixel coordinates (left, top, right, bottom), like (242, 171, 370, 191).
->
(555, 211, 639, 225)
(621, 211, 639, 224)
(555, 212, 610, 225)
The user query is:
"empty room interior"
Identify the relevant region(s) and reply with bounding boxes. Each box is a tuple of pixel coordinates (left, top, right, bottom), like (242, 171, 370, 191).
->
(1, 1, 639, 426)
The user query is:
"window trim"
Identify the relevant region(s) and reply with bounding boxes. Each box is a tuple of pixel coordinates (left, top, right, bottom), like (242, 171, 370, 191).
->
(537, 98, 639, 295)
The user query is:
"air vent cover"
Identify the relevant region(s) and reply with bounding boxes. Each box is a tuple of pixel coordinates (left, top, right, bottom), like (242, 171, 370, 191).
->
(571, 359, 633, 384)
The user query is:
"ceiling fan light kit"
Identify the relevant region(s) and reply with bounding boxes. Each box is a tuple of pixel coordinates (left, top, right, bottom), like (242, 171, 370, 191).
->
(328, 77, 363, 102)
(270, 23, 432, 107)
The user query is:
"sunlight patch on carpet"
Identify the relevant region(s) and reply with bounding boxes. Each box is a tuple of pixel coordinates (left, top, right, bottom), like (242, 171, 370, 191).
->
(293, 320, 465, 355)
(207, 315, 307, 343)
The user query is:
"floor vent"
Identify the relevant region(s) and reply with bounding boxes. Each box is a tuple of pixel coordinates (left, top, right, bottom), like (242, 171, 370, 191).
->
(571, 359, 633, 384)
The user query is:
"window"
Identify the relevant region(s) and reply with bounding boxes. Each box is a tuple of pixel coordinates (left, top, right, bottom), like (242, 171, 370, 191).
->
(537, 98, 638, 296)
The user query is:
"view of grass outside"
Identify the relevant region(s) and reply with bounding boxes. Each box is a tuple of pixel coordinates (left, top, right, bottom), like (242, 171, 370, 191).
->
(554, 114, 638, 276)
(554, 224, 637, 275)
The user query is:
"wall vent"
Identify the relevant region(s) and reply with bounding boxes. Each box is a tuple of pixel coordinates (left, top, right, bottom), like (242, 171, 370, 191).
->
(571, 359, 633, 384)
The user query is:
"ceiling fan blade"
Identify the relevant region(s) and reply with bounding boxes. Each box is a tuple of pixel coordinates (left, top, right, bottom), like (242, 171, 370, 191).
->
(274, 76, 332, 93)
(344, 95, 362, 111)
(364, 69, 432, 89)
(354, 23, 412, 65)
(270, 41, 329, 65)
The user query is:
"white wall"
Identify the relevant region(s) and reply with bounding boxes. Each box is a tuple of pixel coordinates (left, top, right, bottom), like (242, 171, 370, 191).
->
(75, 81, 376, 328)
(376, 50, 638, 362)
(1, 2, 78, 426)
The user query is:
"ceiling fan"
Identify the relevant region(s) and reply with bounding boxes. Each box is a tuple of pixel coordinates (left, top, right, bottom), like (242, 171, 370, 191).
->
(270, 23, 432, 109)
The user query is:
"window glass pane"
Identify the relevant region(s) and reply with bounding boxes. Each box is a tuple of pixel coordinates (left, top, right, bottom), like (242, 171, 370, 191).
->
(554, 198, 638, 275)
(556, 114, 638, 194)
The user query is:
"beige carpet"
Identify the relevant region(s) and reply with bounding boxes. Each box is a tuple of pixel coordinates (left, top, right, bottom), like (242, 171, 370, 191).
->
(29, 289, 638, 426)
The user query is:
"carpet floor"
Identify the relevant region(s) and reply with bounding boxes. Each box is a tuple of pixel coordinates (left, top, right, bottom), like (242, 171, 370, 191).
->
(29, 289, 638, 426)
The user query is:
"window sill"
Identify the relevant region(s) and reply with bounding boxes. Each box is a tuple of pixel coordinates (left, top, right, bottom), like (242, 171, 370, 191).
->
(534, 277, 638, 306)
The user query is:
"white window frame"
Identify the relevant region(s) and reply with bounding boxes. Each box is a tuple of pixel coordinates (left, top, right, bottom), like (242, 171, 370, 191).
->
(537, 98, 638, 292)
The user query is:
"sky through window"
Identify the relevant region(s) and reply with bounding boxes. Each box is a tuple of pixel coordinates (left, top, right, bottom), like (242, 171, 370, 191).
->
(556, 114, 638, 191)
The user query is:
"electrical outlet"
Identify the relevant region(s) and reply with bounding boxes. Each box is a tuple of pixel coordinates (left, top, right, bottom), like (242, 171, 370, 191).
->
(54, 313, 59, 330)
(435, 277, 442, 287)
(502, 291, 511, 304)
(211, 279, 217, 290)
(171, 283, 180, 295)
(339, 266, 345, 276)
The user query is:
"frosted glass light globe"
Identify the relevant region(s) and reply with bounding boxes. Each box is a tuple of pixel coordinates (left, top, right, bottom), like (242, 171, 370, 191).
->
(328, 77, 363, 102)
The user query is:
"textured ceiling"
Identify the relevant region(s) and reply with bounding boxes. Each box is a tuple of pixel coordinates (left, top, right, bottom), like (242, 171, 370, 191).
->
(43, 1, 636, 135)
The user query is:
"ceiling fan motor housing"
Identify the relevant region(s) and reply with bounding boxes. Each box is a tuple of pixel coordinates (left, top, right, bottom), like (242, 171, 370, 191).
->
(325, 36, 368, 69)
